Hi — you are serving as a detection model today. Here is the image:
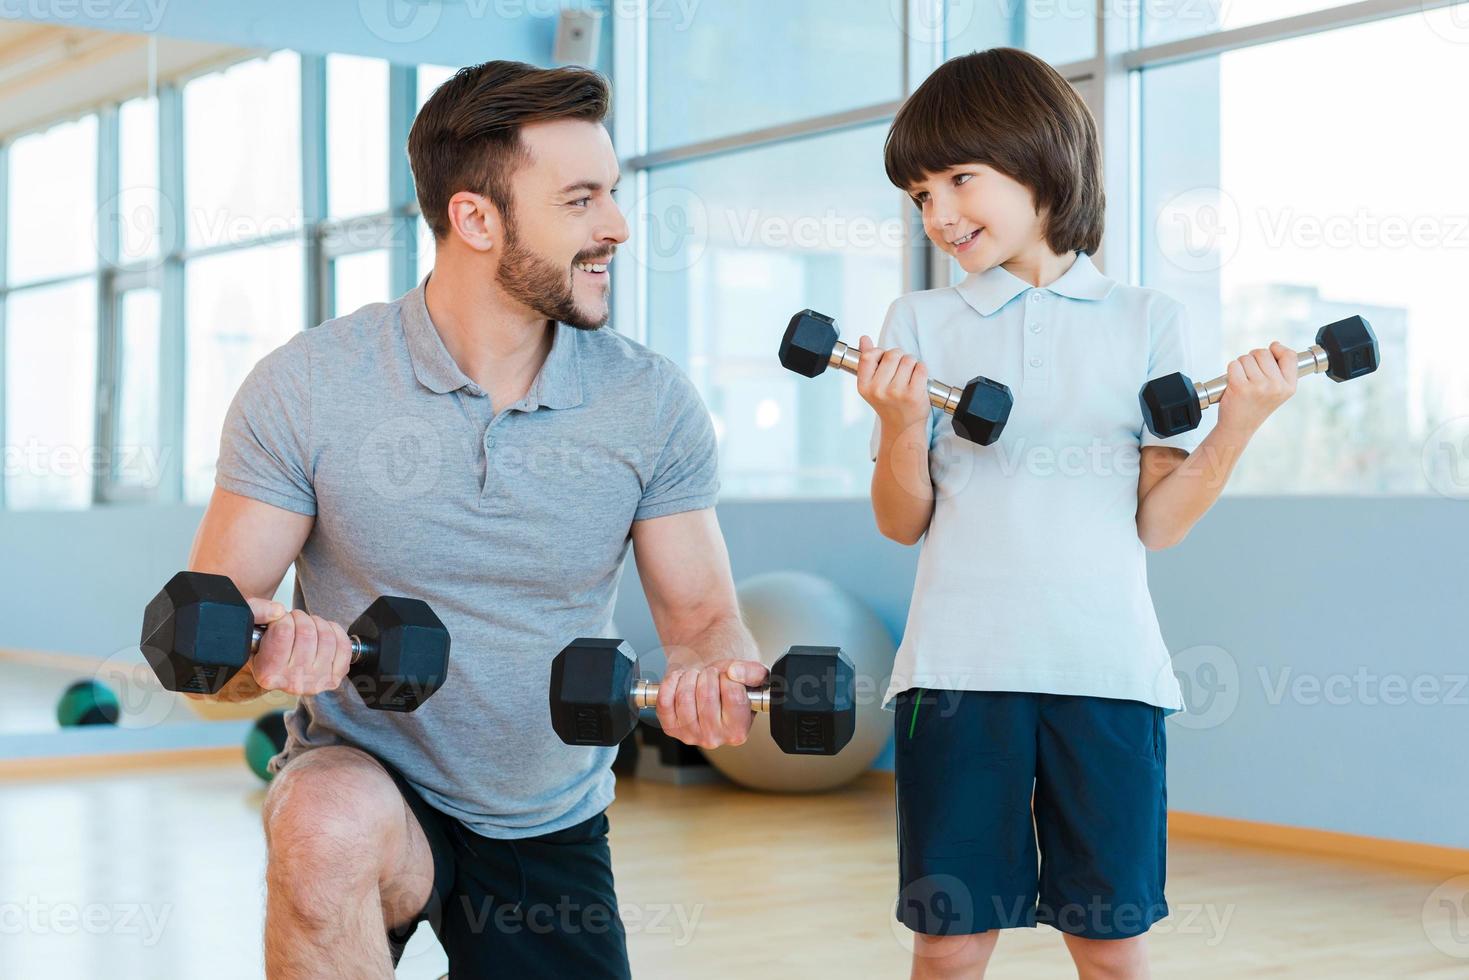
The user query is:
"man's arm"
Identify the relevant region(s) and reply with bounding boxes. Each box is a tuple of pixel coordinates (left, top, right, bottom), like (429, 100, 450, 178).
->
(631, 508, 767, 749)
(184, 487, 320, 702)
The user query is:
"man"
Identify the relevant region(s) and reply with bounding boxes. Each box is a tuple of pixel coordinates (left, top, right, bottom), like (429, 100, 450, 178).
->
(189, 61, 763, 978)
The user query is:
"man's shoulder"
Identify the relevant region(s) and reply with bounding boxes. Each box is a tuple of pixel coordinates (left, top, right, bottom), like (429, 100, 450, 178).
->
(303, 299, 405, 354)
(579, 324, 683, 391)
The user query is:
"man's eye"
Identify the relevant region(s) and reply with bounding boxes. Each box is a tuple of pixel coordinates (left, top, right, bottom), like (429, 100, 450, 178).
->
(571, 197, 591, 208)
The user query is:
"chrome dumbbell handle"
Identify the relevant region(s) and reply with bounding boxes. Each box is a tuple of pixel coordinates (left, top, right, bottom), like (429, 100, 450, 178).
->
(248, 625, 366, 665)
(629, 679, 772, 713)
(1193, 345, 1331, 410)
(827, 340, 963, 414)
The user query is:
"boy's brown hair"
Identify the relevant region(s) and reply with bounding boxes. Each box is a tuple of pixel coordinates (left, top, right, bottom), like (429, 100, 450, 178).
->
(884, 48, 1104, 255)
(408, 60, 610, 240)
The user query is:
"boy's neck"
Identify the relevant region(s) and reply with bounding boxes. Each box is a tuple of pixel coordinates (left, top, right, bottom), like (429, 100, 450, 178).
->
(1000, 247, 1078, 289)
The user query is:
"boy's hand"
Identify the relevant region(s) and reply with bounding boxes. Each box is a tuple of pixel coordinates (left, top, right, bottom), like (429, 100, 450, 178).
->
(855, 335, 931, 430)
(1216, 342, 1299, 436)
(655, 659, 769, 750)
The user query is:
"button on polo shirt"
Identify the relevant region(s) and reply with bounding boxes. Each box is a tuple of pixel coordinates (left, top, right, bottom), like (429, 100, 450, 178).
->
(868, 252, 1202, 714)
(216, 279, 720, 838)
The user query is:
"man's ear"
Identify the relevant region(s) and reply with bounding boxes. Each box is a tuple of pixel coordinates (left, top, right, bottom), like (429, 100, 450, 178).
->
(446, 191, 502, 253)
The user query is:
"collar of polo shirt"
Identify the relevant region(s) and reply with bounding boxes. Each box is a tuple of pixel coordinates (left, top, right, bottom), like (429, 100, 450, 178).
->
(956, 250, 1117, 317)
(401, 276, 585, 410)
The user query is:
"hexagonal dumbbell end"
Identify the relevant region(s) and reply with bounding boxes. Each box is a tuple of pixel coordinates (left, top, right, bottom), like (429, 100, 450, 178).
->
(1316, 315, 1379, 382)
(953, 376, 1014, 446)
(779, 309, 839, 378)
(347, 597, 450, 712)
(1140, 372, 1203, 438)
(139, 571, 254, 695)
(766, 646, 856, 755)
(549, 638, 640, 747)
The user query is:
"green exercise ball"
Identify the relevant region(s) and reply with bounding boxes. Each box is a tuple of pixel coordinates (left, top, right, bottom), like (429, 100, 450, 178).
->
(56, 679, 121, 727)
(245, 709, 290, 783)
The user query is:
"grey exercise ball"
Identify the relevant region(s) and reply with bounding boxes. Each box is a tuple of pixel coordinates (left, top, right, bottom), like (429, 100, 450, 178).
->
(706, 571, 896, 792)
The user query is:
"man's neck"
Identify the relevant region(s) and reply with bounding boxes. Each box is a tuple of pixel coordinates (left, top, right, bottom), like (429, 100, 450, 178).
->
(422, 258, 555, 411)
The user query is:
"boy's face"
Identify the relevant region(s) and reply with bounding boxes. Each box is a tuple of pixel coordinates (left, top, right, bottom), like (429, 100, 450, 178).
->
(907, 164, 1048, 275)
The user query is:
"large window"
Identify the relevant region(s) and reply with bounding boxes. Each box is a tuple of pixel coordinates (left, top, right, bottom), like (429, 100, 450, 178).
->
(184, 52, 302, 248)
(0, 52, 450, 510)
(6, 116, 98, 284)
(4, 280, 98, 509)
(1138, 6, 1466, 493)
(327, 54, 389, 220)
(646, 0, 902, 151)
(645, 127, 904, 496)
(184, 244, 306, 502)
(626, 0, 1086, 497)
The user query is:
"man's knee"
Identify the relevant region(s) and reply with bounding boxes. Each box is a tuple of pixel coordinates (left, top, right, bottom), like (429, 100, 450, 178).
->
(263, 748, 409, 908)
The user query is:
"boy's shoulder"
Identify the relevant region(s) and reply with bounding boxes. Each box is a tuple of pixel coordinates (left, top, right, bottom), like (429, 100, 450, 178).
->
(888, 277, 1186, 325)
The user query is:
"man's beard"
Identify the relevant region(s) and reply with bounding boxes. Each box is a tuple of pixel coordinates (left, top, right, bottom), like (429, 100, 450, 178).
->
(495, 221, 610, 332)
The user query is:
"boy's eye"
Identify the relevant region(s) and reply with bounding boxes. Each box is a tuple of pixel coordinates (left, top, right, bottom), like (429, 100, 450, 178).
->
(911, 192, 930, 205)
(953, 173, 973, 187)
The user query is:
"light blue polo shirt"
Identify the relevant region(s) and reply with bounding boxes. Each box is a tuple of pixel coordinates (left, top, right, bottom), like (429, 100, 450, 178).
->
(869, 251, 1201, 712)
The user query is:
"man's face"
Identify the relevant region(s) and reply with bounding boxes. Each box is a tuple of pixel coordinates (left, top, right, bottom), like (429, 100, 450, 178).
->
(907, 163, 1048, 276)
(496, 119, 628, 330)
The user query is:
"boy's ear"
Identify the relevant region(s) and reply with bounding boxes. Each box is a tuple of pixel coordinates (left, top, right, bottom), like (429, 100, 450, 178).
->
(446, 191, 504, 253)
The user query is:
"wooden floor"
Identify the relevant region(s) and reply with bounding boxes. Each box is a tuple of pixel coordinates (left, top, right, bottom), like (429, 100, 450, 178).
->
(0, 762, 1463, 978)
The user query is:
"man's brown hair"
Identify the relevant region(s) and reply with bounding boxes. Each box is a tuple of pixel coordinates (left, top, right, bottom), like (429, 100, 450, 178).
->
(884, 48, 1104, 255)
(408, 60, 611, 240)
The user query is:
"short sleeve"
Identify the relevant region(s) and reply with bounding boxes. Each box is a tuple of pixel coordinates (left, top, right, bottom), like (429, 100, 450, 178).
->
(635, 360, 720, 521)
(1141, 299, 1206, 454)
(868, 298, 938, 462)
(214, 334, 317, 515)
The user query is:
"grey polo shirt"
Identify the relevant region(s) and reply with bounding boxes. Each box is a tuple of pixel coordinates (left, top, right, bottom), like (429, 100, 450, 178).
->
(216, 280, 719, 838)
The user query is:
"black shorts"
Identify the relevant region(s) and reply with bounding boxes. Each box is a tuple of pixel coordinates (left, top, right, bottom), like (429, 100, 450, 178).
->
(380, 759, 630, 978)
(894, 689, 1168, 940)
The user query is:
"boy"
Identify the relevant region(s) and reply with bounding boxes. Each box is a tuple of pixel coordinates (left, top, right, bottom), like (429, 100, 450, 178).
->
(859, 48, 1300, 979)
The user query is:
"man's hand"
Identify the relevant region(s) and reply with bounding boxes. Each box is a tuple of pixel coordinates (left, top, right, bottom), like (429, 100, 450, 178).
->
(246, 597, 355, 697)
(655, 659, 770, 750)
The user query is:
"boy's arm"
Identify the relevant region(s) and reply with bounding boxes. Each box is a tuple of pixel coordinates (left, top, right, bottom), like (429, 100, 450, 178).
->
(871, 415, 935, 545)
(860, 302, 937, 545)
(1136, 342, 1299, 549)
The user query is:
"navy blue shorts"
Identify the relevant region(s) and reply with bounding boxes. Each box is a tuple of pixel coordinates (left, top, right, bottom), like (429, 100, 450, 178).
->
(893, 689, 1168, 940)
(379, 757, 630, 978)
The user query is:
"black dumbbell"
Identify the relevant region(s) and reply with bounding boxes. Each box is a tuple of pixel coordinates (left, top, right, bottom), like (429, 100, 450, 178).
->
(140, 571, 450, 712)
(1140, 315, 1379, 438)
(780, 308, 1014, 446)
(549, 638, 857, 755)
